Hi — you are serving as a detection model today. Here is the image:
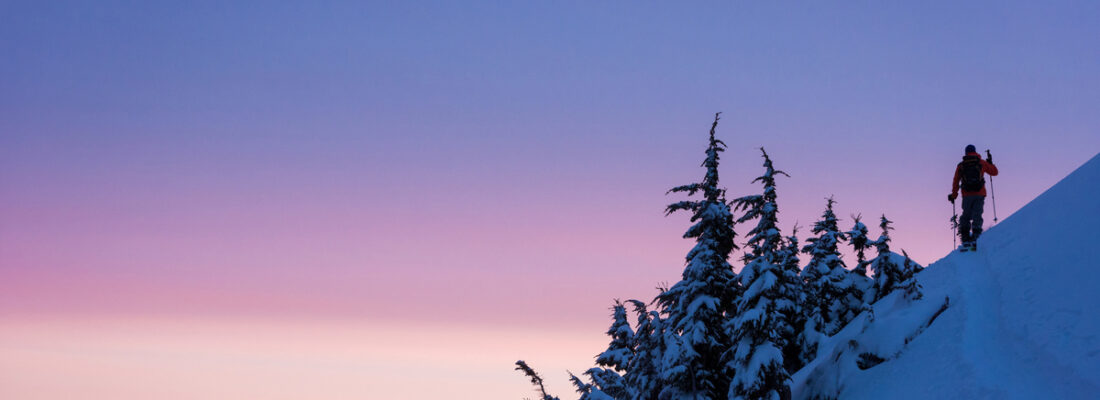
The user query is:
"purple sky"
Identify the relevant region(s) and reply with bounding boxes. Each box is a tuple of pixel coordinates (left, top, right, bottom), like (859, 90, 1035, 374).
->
(2, 1, 1099, 398)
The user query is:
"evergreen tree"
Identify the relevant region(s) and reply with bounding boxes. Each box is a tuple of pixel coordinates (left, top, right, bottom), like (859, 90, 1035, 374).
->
(727, 147, 794, 400)
(896, 250, 923, 301)
(845, 215, 875, 305)
(846, 215, 872, 278)
(778, 226, 809, 372)
(865, 219, 922, 304)
(656, 113, 739, 400)
(800, 197, 861, 336)
(583, 368, 628, 400)
(515, 360, 561, 400)
(568, 372, 594, 399)
(595, 301, 634, 372)
(868, 215, 901, 302)
(569, 372, 616, 400)
(733, 148, 788, 263)
(623, 300, 663, 400)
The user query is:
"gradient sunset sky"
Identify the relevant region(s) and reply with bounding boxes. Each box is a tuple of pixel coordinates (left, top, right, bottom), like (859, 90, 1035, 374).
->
(2, 1, 1099, 399)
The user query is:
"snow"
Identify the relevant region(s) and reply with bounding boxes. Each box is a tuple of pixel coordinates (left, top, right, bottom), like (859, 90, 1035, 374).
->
(793, 152, 1100, 399)
(555, 151, 1100, 399)
(790, 264, 947, 398)
(740, 269, 778, 301)
(743, 343, 782, 382)
(684, 295, 720, 321)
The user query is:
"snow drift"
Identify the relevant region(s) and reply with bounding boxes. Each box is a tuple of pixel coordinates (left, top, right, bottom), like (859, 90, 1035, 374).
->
(794, 152, 1100, 399)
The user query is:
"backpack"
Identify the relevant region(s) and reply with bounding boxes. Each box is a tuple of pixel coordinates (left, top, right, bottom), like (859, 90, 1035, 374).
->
(959, 156, 985, 192)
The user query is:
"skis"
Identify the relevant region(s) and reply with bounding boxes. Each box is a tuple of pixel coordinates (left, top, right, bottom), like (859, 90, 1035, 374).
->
(958, 242, 977, 252)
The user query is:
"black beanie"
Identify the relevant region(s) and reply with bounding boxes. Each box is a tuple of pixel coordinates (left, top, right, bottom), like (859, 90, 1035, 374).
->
(965, 144, 976, 153)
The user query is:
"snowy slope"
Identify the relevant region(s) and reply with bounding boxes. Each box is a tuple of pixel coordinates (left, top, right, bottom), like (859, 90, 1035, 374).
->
(795, 152, 1100, 399)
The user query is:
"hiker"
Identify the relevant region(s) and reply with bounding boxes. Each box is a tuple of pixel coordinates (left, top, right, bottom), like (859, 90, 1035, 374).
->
(949, 144, 998, 251)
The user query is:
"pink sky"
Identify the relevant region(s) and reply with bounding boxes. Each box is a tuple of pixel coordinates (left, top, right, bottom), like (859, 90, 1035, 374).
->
(2, 2, 1099, 399)
(0, 315, 602, 399)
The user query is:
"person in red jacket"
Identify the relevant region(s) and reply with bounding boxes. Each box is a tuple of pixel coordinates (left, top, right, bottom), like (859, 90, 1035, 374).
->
(949, 144, 999, 251)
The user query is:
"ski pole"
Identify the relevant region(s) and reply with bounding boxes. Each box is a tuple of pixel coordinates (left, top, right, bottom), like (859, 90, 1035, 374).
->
(951, 200, 958, 248)
(986, 149, 998, 223)
(989, 176, 998, 223)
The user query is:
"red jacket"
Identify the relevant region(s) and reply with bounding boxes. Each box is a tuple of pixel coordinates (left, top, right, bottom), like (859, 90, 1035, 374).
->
(952, 152, 999, 197)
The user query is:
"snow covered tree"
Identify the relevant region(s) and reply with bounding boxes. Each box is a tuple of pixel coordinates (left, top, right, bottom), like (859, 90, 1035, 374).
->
(727, 147, 794, 400)
(896, 250, 923, 301)
(845, 215, 874, 305)
(583, 368, 628, 399)
(733, 148, 789, 263)
(568, 372, 595, 399)
(568, 372, 612, 400)
(574, 300, 634, 400)
(623, 300, 663, 400)
(868, 215, 901, 302)
(778, 227, 809, 372)
(847, 215, 871, 278)
(595, 301, 634, 372)
(656, 113, 739, 400)
(800, 197, 862, 336)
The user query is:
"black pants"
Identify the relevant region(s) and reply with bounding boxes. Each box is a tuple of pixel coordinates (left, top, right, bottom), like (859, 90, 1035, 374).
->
(959, 195, 985, 242)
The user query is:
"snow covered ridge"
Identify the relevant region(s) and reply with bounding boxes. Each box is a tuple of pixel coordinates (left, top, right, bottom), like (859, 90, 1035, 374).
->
(515, 115, 938, 400)
(827, 152, 1100, 400)
(791, 268, 949, 399)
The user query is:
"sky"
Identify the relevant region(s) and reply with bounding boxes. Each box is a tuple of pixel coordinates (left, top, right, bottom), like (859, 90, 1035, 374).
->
(2, 1, 1099, 399)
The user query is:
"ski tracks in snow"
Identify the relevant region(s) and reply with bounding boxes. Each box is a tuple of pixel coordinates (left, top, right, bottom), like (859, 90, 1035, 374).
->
(956, 250, 1033, 398)
(954, 249, 1096, 398)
